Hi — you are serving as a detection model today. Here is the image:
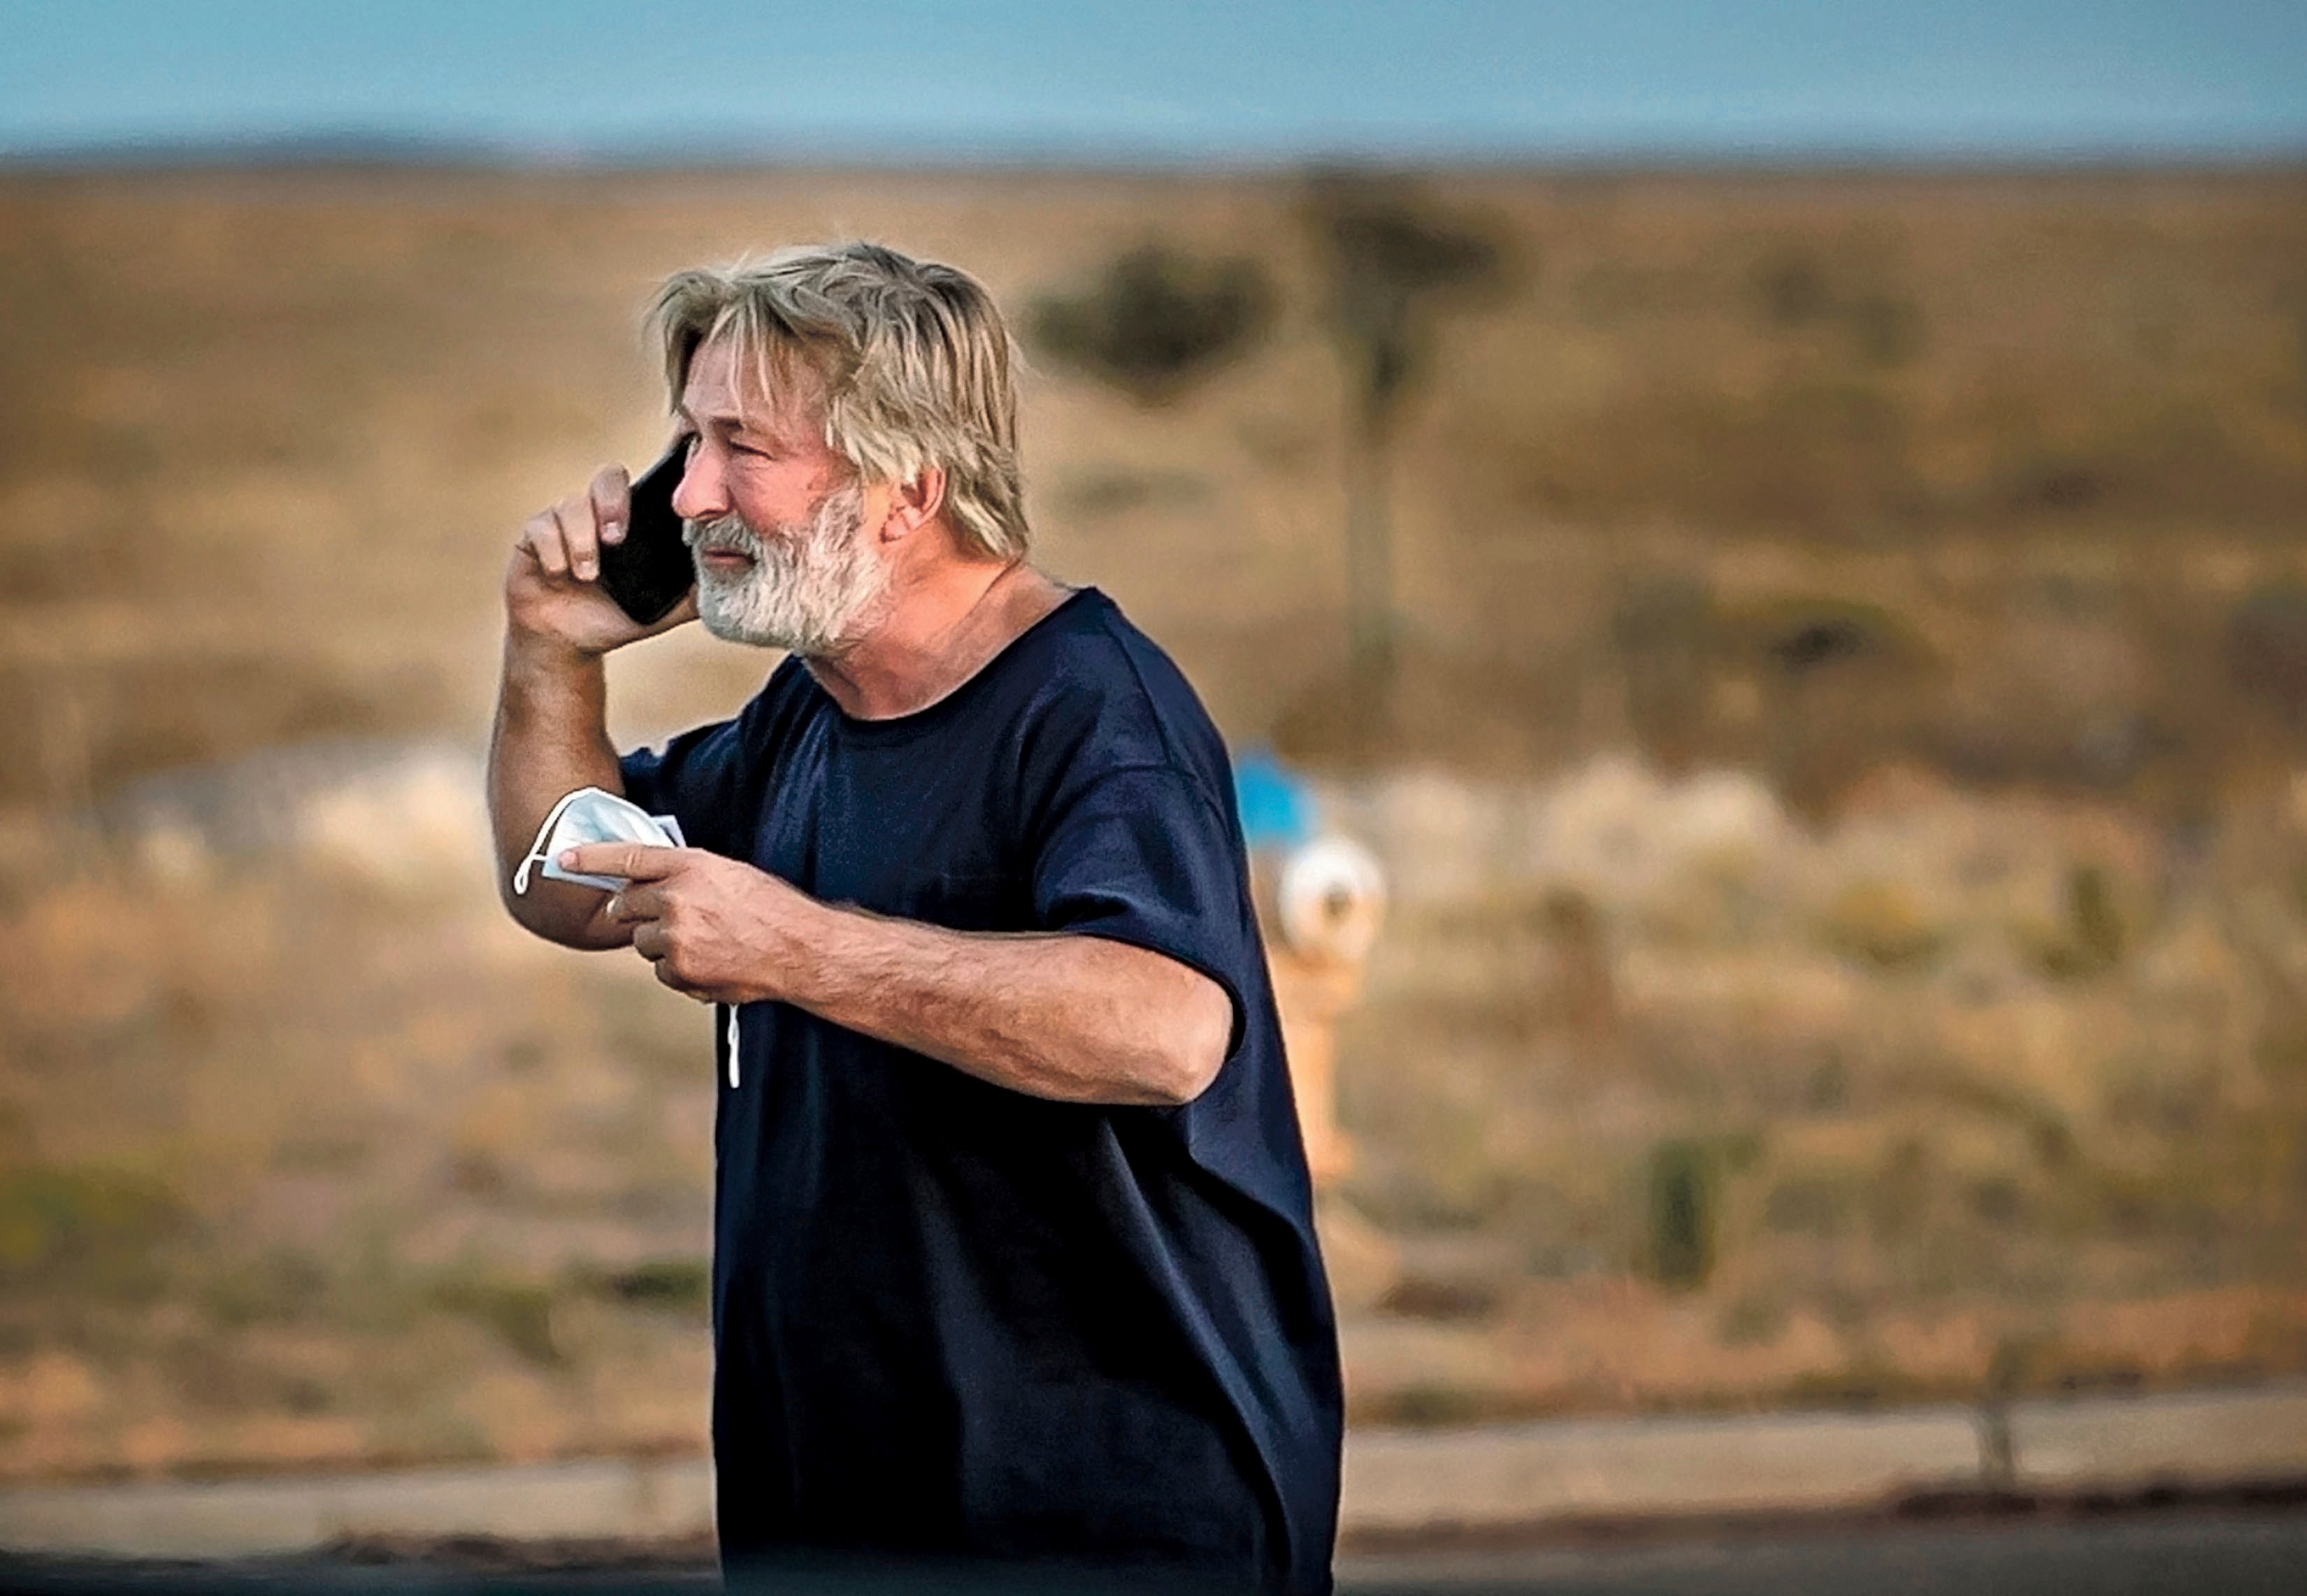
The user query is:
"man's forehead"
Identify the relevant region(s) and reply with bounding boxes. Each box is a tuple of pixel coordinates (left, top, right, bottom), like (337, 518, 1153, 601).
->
(680, 335, 825, 436)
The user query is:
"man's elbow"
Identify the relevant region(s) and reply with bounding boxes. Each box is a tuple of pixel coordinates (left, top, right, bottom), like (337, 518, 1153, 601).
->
(497, 876, 628, 951)
(1143, 978, 1233, 1107)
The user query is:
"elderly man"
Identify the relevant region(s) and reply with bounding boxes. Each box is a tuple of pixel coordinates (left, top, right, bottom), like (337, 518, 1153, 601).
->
(487, 243, 1340, 1591)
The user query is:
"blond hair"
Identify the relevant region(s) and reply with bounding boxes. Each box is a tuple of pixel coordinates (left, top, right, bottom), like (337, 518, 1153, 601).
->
(648, 242, 1028, 561)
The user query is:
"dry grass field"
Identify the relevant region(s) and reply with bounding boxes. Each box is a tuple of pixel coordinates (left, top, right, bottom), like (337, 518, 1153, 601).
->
(3, 163, 2306, 1479)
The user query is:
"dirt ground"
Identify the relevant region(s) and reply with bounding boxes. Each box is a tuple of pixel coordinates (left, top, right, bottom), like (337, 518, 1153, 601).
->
(2, 162, 2306, 1479)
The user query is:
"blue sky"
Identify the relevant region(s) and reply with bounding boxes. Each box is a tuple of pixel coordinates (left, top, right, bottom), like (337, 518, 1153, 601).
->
(6, 0, 2304, 163)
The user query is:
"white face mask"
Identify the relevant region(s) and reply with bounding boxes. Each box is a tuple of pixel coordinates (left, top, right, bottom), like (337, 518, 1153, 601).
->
(511, 786, 686, 896)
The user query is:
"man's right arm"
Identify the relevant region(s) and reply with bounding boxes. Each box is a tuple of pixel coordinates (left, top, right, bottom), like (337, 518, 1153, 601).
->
(487, 461, 696, 949)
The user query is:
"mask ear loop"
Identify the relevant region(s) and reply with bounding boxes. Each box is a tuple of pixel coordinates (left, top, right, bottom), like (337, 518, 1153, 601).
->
(510, 787, 588, 896)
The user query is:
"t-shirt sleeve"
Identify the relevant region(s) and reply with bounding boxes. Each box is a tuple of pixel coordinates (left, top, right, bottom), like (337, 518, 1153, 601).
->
(1030, 763, 1256, 1061)
(617, 718, 747, 860)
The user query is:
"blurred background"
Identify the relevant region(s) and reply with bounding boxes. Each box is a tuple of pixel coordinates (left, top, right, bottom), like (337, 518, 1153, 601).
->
(3, 0, 2307, 1518)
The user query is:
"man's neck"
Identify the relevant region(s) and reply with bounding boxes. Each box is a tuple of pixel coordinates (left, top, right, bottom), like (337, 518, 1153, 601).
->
(803, 559, 1071, 721)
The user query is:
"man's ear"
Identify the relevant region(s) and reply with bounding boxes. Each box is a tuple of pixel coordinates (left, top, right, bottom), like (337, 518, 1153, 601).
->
(879, 467, 948, 542)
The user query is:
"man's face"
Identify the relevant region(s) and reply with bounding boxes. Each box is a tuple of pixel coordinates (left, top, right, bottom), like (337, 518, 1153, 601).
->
(670, 336, 891, 655)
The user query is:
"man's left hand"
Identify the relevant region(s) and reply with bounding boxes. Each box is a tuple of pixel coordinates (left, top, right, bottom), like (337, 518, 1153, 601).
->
(559, 844, 814, 1004)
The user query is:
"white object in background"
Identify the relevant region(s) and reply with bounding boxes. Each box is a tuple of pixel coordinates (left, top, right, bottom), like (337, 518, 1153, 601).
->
(1278, 835, 1387, 964)
(510, 786, 686, 895)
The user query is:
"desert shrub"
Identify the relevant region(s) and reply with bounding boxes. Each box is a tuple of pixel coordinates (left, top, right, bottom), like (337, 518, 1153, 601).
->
(0, 1163, 189, 1300)
(1755, 250, 1832, 327)
(1751, 246, 1925, 364)
(2225, 580, 2307, 734)
(1612, 573, 1717, 770)
(1765, 1174, 1853, 1238)
(1373, 1382, 1497, 1426)
(1969, 1176, 2029, 1228)
(2025, 862, 2131, 980)
(1730, 595, 1937, 817)
(2001, 458, 2107, 515)
(1378, 1274, 1499, 1321)
(199, 1248, 331, 1329)
(1867, 1138, 1935, 1246)
(1716, 1291, 1790, 1347)
(1848, 294, 1926, 366)
(598, 1257, 710, 1316)
(1818, 879, 1946, 971)
(1647, 1140, 1717, 1290)
(2069, 862, 2127, 970)
(1748, 598, 1920, 678)
(427, 1272, 562, 1367)
(1027, 244, 1275, 407)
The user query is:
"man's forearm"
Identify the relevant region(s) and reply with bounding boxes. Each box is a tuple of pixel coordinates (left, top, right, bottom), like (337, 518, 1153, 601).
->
(777, 902, 1232, 1107)
(487, 635, 628, 948)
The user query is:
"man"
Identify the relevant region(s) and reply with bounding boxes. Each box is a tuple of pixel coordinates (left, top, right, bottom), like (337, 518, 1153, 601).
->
(487, 242, 1342, 1592)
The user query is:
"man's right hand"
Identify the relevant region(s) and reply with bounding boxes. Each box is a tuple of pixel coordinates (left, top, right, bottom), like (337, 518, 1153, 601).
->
(504, 462, 698, 657)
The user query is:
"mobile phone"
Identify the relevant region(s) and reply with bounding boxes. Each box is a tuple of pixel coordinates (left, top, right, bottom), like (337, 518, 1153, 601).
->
(596, 437, 696, 627)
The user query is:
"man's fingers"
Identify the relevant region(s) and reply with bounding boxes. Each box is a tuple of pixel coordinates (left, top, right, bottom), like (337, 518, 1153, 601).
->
(652, 958, 710, 1001)
(605, 882, 669, 923)
(631, 925, 711, 1002)
(560, 842, 687, 882)
(553, 496, 601, 582)
(522, 510, 570, 577)
(591, 463, 632, 547)
(518, 465, 628, 582)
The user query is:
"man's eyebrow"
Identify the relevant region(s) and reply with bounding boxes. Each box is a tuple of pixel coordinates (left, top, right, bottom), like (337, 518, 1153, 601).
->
(677, 403, 777, 434)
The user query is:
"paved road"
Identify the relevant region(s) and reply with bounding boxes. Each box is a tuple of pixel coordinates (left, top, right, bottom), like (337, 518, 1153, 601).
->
(10, 1383, 2307, 1562)
(2, 1509, 2304, 1595)
(5, 1383, 2306, 1591)
(1337, 1508, 2307, 1595)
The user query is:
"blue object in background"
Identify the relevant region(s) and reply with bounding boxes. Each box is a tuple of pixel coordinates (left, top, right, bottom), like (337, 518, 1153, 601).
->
(1235, 747, 1316, 853)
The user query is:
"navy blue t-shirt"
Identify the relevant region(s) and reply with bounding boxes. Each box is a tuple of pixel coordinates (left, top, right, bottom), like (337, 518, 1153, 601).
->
(618, 588, 1342, 1593)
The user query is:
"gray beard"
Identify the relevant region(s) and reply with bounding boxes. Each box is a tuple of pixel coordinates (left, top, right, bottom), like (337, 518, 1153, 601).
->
(683, 483, 886, 655)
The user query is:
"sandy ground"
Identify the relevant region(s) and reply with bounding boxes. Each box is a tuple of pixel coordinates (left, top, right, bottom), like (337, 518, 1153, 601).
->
(3, 164, 2306, 1481)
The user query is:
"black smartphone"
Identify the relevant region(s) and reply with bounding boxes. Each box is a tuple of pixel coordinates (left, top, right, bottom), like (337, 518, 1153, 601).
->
(596, 437, 697, 627)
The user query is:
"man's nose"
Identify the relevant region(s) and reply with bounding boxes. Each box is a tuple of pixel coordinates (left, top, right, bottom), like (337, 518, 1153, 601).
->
(670, 444, 725, 522)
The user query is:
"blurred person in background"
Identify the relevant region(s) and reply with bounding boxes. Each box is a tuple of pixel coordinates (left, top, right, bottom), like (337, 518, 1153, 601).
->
(485, 242, 1340, 1593)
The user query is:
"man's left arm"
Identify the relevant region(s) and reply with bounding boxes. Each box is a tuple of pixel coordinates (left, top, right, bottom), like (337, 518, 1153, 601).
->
(560, 843, 1234, 1107)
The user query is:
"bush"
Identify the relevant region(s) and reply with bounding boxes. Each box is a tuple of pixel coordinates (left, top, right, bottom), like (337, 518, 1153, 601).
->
(1648, 1140, 1717, 1290)
(2025, 863, 2130, 980)
(0, 1163, 189, 1300)
(601, 1258, 710, 1316)
(1818, 879, 1946, 971)
(1028, 245, 1274, 407)
(428, 1272, 562, 1367)
(2225, 580, 2307, 733)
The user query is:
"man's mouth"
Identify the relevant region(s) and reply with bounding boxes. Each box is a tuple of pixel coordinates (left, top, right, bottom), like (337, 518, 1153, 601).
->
(696, 547, 757, 573)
